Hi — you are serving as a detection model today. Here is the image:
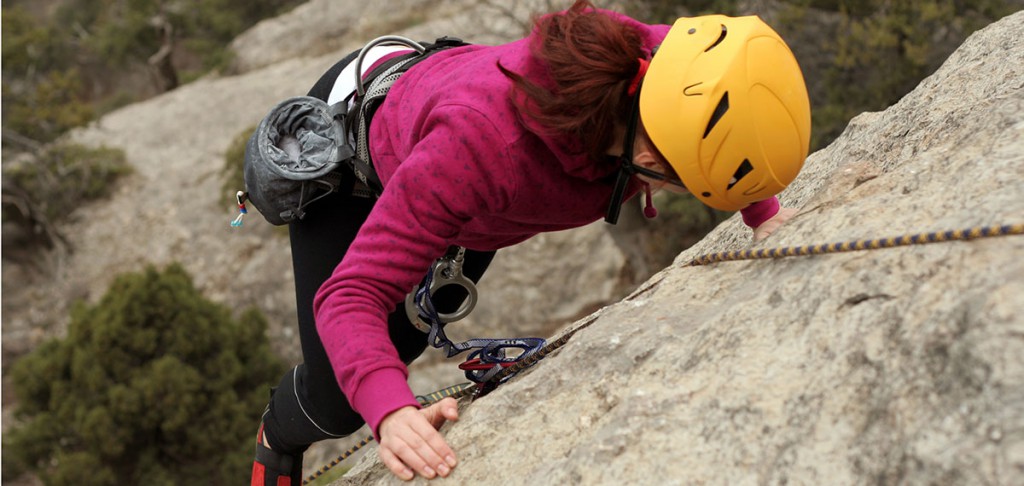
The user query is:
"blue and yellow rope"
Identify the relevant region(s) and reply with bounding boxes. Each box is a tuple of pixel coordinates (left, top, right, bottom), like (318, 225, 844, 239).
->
(688, 223, 1023, 266)
(305, 222, 1022, 483)
(303, 436, 371, 484)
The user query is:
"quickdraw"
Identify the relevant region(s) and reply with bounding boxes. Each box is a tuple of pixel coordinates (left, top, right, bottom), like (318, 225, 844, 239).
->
(405, 246, 547, 384)
(404, 246, 477, 333)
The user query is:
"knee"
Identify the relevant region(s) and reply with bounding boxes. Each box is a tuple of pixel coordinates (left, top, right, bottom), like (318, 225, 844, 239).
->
(262, 365, 364, 454)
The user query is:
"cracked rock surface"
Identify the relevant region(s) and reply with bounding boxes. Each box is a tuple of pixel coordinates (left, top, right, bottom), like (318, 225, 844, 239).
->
(336, 11, 1024, 486)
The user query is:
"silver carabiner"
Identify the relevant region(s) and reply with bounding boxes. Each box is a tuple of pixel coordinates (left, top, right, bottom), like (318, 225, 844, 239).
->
(405, 247, 478, 333)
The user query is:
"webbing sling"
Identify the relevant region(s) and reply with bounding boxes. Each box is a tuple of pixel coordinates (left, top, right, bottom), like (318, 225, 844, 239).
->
(407, 247, 547, 384)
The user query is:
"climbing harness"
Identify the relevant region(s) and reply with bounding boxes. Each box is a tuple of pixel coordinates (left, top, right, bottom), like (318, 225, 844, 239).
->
(346, 36, 466, 195)
(405, 246, 547, 384)
(306, 222, 1022, 483)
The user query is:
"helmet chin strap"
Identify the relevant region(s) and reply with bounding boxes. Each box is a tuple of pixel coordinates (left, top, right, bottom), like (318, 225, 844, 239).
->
(604, 91, 642, 225)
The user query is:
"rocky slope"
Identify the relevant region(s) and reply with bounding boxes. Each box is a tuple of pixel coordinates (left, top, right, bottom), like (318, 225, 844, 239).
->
(332, 10, 1024, 485)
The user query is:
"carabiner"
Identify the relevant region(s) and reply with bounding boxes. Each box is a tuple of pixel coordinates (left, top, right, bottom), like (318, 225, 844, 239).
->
(405, 247, 478, 332)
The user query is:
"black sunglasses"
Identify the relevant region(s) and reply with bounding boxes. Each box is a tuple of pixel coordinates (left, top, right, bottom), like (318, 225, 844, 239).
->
(605, 72, 685, 224)
(629, 164, 686, 189)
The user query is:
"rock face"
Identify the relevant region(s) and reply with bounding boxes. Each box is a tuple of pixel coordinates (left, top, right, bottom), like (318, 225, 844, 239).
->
(228, 0, 451, 73)
(332, 11, 1024, 486)
(227, 0, 549, 74)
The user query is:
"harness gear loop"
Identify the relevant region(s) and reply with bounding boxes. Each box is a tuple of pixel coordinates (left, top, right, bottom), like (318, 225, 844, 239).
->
(348, 36, 469, 197)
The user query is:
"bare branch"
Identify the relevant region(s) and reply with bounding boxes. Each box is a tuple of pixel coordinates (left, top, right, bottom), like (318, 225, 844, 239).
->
(2, 129, 45, 154)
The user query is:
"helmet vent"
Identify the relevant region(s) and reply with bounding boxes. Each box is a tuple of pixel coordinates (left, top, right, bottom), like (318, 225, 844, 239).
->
(727, 159, 753, 190)
(704, 25, 728, 52)
(703, 92, 730, 139)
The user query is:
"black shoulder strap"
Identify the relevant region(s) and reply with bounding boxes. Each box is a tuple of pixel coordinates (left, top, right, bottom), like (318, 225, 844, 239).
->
(347, 37, 470, 197)
(346, 36, 468, 137)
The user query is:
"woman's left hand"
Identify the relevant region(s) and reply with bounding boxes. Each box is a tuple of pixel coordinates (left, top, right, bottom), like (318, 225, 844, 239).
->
(377, 398, 460, 481)
(753, 207, 799, 241)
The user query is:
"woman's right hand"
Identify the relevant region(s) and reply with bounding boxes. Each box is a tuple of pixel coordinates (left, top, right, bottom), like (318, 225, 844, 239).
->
(377, 397, 460, 480)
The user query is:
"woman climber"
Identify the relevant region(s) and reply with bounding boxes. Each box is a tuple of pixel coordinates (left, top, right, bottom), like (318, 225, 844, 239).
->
(248, 1, 810, 483)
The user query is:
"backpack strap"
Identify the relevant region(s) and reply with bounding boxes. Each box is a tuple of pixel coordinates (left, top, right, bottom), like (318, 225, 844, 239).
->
(346, 36, 469, 198)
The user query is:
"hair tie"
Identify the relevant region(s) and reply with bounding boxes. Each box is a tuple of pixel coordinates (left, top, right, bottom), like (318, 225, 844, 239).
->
(627, 58, 650, 96)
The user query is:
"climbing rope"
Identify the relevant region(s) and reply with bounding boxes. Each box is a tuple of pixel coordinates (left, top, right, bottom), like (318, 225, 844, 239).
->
(688, 223, 1023, 266)
(304, 222, 1022, 483)
(303, 436, 371, 484)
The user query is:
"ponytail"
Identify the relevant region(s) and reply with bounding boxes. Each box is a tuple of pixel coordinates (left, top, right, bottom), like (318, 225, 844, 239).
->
(500, 0, 645, 161)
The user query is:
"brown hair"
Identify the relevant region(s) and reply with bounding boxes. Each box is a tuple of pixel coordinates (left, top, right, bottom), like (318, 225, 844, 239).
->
(500, 0, 645, 161)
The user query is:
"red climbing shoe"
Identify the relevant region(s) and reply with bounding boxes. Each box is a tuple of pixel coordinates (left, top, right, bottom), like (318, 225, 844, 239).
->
(251, 423, 302, 486)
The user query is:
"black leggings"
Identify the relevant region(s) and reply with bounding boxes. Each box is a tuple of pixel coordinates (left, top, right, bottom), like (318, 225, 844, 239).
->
(260, 51, 495, 455)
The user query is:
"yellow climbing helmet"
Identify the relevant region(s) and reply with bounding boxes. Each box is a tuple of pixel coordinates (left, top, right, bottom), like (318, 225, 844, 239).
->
(640, 15, 811, 212)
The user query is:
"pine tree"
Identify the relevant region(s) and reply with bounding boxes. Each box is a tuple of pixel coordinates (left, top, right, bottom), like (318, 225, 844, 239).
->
(3, 264, 286, 485)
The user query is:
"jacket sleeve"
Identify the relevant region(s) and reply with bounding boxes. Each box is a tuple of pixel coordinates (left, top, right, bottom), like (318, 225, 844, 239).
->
(740, 197, 781, 228)
(312, 104, 514, 437)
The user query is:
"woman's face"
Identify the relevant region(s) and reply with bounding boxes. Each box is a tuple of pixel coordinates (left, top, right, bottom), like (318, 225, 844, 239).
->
(632, 132, 689, 194)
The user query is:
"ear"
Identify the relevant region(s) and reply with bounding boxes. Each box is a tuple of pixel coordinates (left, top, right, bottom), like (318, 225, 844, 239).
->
(631, 134, 661, 170)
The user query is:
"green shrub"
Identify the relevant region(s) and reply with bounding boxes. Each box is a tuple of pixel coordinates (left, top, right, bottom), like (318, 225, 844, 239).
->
(2, 0, 307, 145)
(2, 142, 133, 250)
(2, 70, 96, 144)
(3, 263, 286, 485)
(1, 6, 70, 76)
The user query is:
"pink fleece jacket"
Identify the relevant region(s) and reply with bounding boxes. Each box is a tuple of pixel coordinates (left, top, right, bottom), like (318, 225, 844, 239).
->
(313, 10, 780, 436)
